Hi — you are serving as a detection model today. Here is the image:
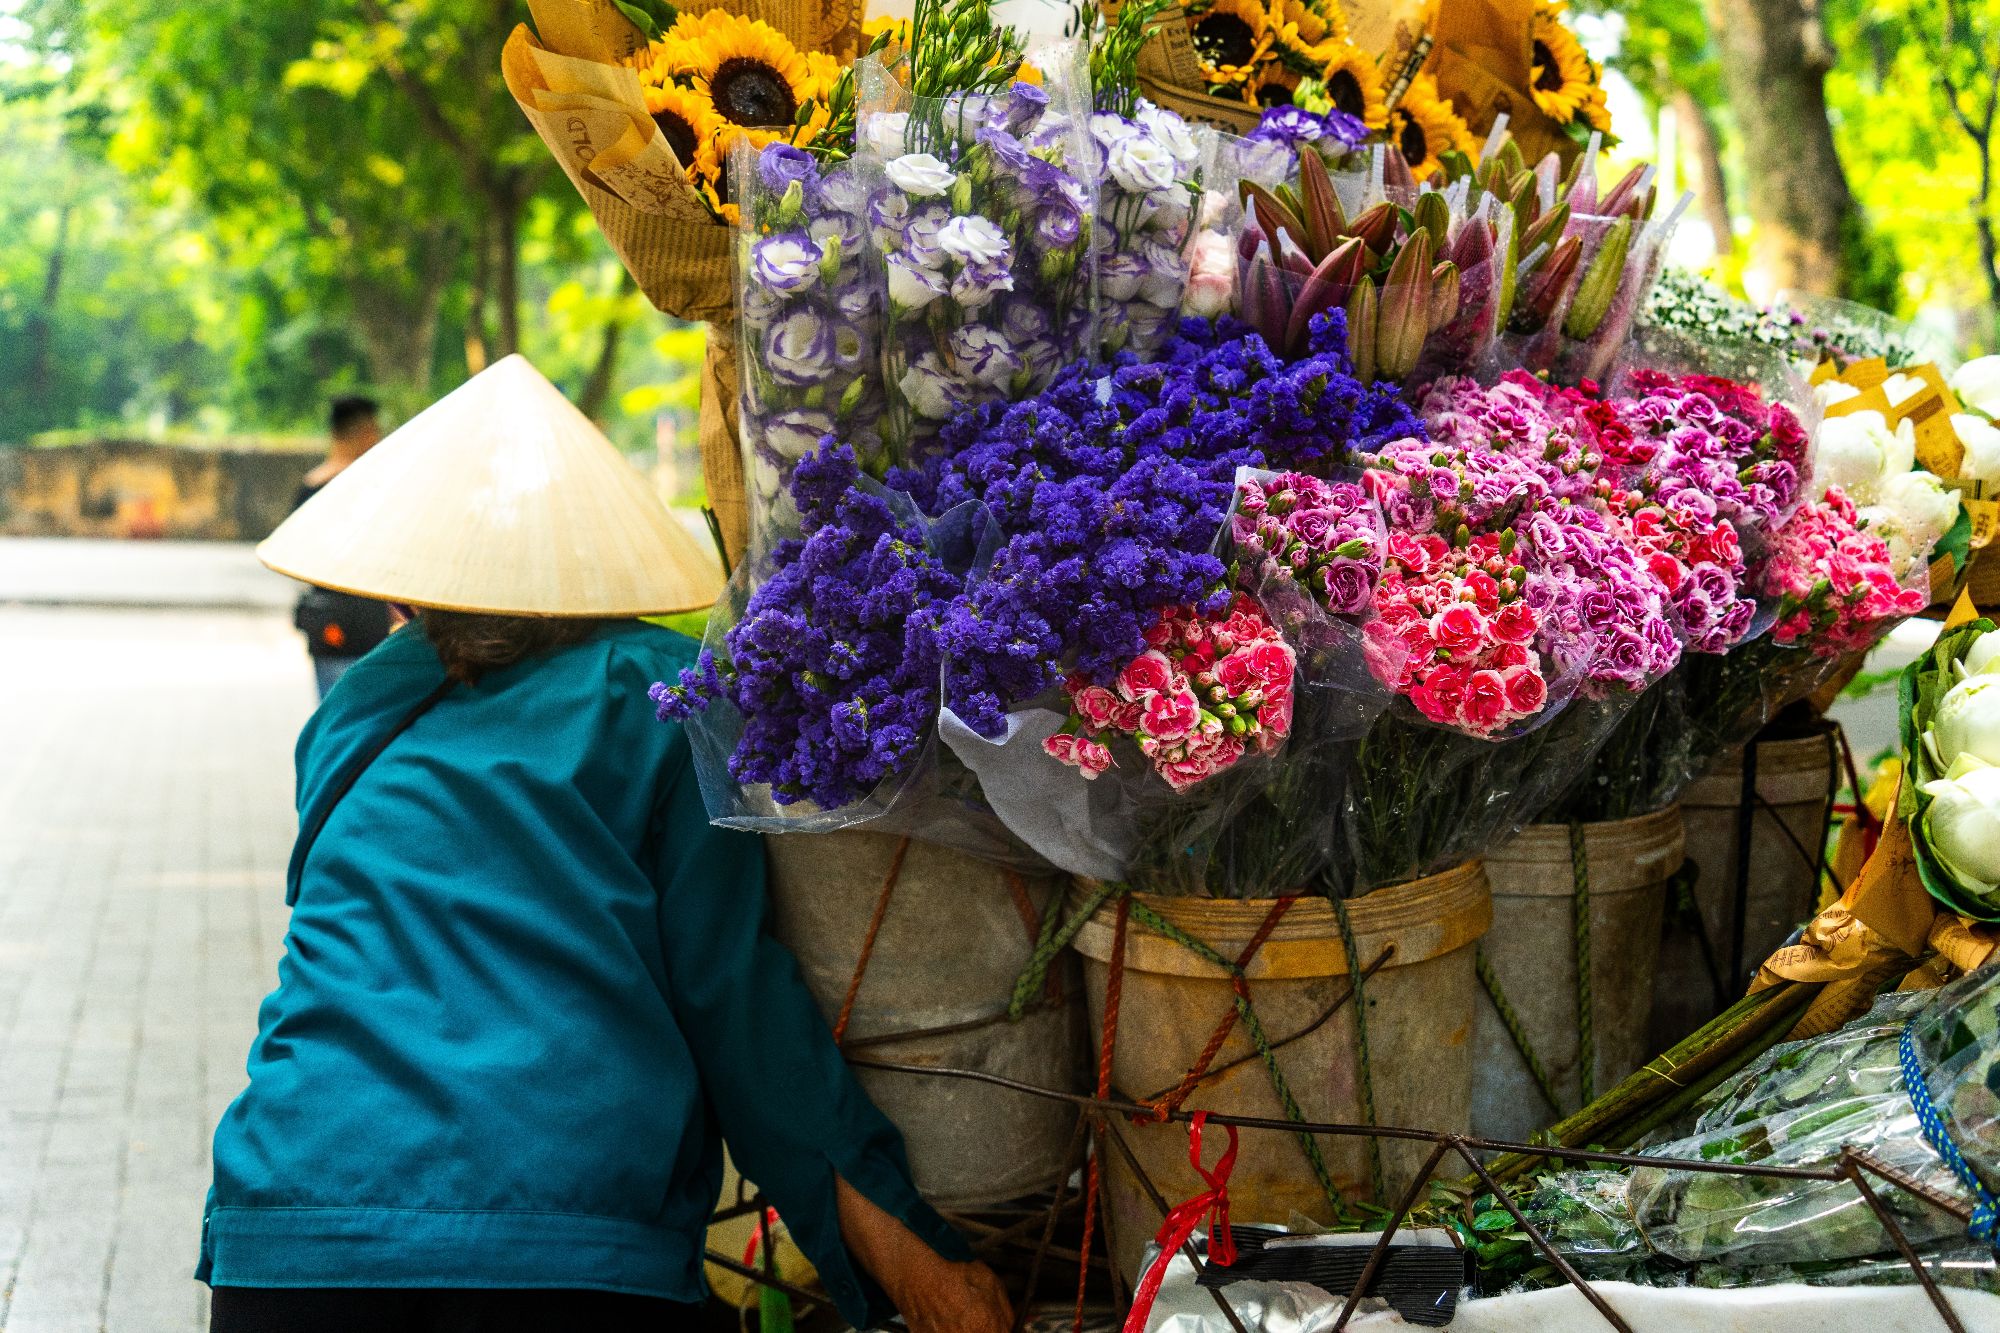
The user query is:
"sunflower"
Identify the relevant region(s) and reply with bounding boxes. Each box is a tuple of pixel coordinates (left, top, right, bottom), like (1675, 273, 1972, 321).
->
(1577, 84, 1614, 134)
(1249, 63, 1302, 107)
(1389, 73, 1474, 180)
(1189, 0, 1273, 89)
(658, 11, 821, 130)
(1268, 0, 1346, 68)
(640, 82, 725, 173)
(1527, 1, 1598, 126)
(1316, 39, 1388, 129)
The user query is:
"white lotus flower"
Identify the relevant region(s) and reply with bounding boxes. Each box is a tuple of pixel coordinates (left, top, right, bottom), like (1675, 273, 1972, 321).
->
(1964, 628, 2000, 677)
(1952, 413, 2000, 483)
(1950, 354, 2000, 416)
(1813, 410, 1910, 504)
(1930, 671, 2000, 770)
(1923, 760, 2000, 895)
(1878, 468, 1960, 548)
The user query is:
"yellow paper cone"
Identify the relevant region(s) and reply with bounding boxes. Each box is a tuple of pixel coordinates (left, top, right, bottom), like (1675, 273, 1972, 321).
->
(258, 355, 723, 617)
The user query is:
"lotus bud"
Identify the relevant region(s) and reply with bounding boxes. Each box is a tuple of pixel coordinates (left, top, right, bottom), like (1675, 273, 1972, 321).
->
(1951, 355, 2000, 417)
(1563, 217, 1631, 339)
(1923, 760, 2000, 895)
(1963, 628, 2000, 677)
(1930, 672, 2000, 769)
(1345, 277, 1378, 382)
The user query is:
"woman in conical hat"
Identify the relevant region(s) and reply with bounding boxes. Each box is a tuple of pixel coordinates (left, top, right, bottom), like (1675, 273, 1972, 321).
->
(200, 357, 1011, 1333)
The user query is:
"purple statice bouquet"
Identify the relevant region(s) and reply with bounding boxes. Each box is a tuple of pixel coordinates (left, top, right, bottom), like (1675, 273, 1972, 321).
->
(859, 79, 1097, 459)
(734, 145, 884, 552)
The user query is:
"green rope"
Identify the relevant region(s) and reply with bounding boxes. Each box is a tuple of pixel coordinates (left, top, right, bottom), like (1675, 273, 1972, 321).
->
(1570, 821, 1596, 1105)
(1125, 898, 1354, 1222)
(1475, 945, 1564, 1114)
(1330, 895, 1385, 1204)
(1007, 880, 1119, 1020)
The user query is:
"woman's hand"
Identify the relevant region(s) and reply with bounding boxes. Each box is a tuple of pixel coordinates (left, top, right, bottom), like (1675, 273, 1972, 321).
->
(834, 1176, 1014, 1333)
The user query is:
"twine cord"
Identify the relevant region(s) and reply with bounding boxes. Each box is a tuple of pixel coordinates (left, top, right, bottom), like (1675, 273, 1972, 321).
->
(1476, 946, 1565, 1114)
(1570, 821, 1596, 1105)
(1330, 894, 1385, 1204)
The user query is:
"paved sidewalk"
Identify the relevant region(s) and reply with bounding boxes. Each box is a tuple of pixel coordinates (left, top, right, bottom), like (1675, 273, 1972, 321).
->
(0, 539, 300, 612)
(0, 604, 313, 1333)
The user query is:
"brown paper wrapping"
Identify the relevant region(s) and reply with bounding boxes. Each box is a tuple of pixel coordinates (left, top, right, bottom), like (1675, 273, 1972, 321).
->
(503, 0, 855, 569)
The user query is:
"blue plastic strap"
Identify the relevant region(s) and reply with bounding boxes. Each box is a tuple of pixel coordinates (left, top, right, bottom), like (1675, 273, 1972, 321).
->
(1898, 1019, 2000, 1254)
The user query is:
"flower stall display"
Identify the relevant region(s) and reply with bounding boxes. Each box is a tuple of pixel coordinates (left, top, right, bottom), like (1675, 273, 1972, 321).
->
(1902, 617, 2000, 921)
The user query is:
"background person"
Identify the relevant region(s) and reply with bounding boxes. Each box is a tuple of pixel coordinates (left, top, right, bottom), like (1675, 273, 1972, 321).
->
(292, 394, 392, 698)
(201, 356, 1012, 1333)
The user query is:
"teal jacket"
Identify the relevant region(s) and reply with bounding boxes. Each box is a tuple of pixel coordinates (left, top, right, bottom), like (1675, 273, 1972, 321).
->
(199, 621, 964, 1324)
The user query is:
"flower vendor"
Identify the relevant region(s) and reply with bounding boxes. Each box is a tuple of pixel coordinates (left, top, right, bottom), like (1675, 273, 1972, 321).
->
(197, 356, 1011, 1333)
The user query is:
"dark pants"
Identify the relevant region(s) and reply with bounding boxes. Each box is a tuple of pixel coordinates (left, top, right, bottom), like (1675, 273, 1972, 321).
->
(209, 1287, 701, 1332)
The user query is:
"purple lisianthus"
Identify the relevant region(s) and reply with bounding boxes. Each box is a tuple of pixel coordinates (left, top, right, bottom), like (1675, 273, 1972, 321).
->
(765, 305, 835, 386)
(1003, 82, 1049, 135)
(1245, 105, 1369, 153)
(758, 143, 818, 194)
(750, 233, 824, 294)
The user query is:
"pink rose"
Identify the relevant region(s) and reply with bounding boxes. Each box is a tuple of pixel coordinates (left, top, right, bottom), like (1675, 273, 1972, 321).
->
(1461, 669, 1511, 731)
(1431, 604, 1491, 661)
(1491, 601, 1538, 645)
(1142, 686, 1201, 742)
(1502, 665, 1547, 715)
(1247, 640, 1295, 689)
(1118, 649, 1175, 700)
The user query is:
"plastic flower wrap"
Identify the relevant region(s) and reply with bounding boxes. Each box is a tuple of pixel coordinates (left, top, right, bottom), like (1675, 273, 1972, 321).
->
(1519, 966, 2000, 1277)
(859, 69, 1098, 459)
(1902, 618, 2000, 921)
(733, 146, 885, 554)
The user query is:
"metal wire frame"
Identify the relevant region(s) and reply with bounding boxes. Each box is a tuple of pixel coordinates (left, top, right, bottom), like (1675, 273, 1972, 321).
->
(712, 1056, 1987, 1333)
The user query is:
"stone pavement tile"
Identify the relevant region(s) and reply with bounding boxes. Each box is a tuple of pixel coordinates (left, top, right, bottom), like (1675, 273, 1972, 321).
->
(0, 605, 311, 1333)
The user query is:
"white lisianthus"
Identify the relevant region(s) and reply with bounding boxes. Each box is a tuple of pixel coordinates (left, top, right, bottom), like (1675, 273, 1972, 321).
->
(885, 253, 946, 312)
(764, 307, 834, 386)
(1813, 380, 1863, 410)
(1137, 103, 1201, 174)
(936, 215, 1010, 266)
(861, 112, 912, 159)
(1878, 468, 1960, 548)
(946, 324, 1023, 390)
(1950, 354, 2000, 417)
(1923, 760, 2000, 894)
(1952, 412, 2000, 482)
(1107, 134, 1181, 196)
(1930, 671, 2000, 770)
(1088, 112, 1140, 152)
(885, 152, 958, 198)
(898, 353, 961, 420)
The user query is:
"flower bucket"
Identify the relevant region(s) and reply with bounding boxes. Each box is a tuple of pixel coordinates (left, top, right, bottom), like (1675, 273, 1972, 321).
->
(763, 831, 1087, 1209)
(1068, 865, 1492, 1285)
(1649, 730, 1837, 1051)
(1471, 808, 1684, 1143)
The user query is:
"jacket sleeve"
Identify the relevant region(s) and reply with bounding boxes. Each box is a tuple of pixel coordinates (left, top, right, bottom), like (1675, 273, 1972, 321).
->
(649, 729, 971, 1329)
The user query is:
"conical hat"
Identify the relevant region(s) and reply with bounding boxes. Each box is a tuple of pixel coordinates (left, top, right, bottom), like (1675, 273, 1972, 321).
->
(258, 355, 724, 616)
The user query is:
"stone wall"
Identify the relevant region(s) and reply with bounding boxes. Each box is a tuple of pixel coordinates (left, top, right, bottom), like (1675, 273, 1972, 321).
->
(0, 440, 320, 541)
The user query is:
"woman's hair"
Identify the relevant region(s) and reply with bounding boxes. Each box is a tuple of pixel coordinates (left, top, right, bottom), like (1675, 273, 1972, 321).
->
(422, 611, 607, 683)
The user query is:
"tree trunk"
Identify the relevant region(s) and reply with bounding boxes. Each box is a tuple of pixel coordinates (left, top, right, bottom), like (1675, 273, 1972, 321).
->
(493, 191, 522, 358)
(577, 271, 638, 422)
(1672, 89, 1735, 259)
(464, 215, 492, 375)
(1705, 0, 1859, 296)
(27, 200, 72, 403)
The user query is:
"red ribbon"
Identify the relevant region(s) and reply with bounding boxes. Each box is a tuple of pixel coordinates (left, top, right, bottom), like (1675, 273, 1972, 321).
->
(741, 1206, 781, 1267)
(1123, 1111, 1240, 1333)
